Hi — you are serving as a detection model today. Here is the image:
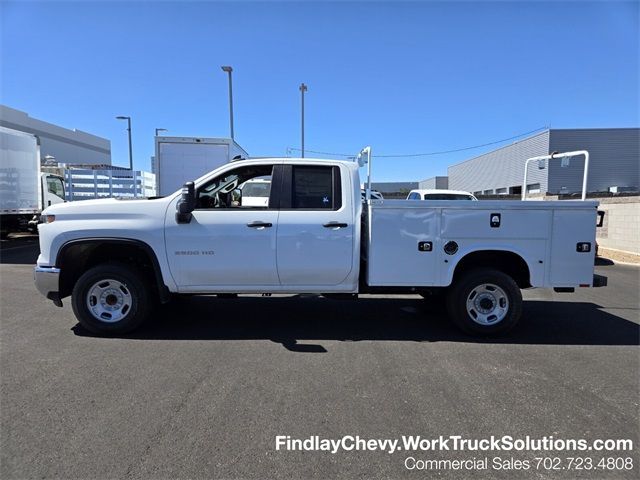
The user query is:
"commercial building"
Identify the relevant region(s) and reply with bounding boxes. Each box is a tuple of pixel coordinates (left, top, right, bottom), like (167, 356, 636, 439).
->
(447, 128, 639, 196)
(418, 176, 449, 190)
(0, 105, 111, 165)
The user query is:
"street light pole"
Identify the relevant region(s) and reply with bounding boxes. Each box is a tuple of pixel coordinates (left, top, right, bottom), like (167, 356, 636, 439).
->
(221, 66, 234, 140)
(299, 83, 307, 158)
(116, 116, 133, 170)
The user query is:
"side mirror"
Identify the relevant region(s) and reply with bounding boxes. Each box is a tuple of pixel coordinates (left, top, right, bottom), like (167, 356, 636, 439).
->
(176, 182, 195, 224)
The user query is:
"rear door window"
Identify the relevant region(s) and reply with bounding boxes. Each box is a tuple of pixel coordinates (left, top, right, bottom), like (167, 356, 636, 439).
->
(291, 166, 341, 210)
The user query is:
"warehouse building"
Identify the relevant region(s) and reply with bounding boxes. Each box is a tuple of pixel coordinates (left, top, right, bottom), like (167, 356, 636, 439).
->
(419, 176, 449, 190)
(447, 128, 639, 196)
(0, 105, 111, 165)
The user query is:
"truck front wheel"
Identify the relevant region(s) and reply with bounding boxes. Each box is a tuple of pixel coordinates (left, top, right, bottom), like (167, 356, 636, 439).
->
(71, 263, 150, 335)
(446, 269, 522, 335)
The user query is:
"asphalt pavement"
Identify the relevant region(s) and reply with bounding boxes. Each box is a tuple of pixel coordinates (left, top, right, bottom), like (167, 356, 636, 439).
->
(1, 237, 638, 479)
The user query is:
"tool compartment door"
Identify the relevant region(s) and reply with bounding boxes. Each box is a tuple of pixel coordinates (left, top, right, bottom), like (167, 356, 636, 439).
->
(550, 208, 597, 286)
(367, 204, 440, 286)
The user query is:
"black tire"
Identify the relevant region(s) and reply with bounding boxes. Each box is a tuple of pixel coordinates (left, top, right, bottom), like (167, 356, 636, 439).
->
(419, 289, 447, 313)
(446, 269, 522, 335)
(71, 263, 150, 335)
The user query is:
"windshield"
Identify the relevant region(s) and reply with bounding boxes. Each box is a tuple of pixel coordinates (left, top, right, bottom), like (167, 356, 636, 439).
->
(423, 193, 475, 200)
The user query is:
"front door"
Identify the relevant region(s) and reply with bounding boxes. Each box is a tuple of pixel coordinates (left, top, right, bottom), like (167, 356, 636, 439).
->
(165, 163, 280, 290)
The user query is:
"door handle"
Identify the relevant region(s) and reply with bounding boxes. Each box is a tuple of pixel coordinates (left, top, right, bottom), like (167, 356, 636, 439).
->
(323, 222, 348, 228)
(247, 221, 272, 228)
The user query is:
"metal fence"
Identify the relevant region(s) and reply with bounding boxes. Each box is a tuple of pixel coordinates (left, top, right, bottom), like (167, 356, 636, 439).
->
(64, 169, 156, 201)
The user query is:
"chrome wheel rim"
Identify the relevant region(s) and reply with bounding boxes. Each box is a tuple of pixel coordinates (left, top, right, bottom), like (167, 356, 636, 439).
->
(86, 279, 132, 323)
(466, 283, 509, 326)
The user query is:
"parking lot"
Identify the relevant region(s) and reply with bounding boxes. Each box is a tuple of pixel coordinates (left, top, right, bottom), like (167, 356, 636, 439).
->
(1, 235, 638, 479)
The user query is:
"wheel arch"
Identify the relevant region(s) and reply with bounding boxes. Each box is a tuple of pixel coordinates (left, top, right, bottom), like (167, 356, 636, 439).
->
(55, 238, 170, 302)
(450, 249, 532, 288)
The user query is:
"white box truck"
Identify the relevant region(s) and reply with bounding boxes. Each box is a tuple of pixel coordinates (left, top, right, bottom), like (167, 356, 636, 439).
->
(153, 136, 248, 197)
(0, 127, 65, 238)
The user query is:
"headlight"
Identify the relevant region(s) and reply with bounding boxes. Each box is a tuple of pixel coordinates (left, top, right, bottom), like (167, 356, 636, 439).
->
(40, 214, 56, 224)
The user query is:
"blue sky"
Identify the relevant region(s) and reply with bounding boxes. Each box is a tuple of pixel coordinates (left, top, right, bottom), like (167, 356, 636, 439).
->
(1, 0, 638, 181)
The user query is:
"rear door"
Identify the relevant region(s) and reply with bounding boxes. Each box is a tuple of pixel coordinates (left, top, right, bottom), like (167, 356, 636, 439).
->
(276, 164, 354, 286)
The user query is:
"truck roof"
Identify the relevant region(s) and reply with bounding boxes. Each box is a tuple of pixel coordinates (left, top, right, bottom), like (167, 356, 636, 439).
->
(235, 157, 359, 168)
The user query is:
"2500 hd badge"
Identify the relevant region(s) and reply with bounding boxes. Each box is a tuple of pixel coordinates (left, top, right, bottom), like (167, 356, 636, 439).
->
(174, 250, 215, 256)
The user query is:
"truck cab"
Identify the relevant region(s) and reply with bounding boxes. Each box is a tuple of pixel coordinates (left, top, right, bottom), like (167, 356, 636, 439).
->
(26, 173, 66, 233)
(167, 159, 358, 290)
(42, 173, 66, 208)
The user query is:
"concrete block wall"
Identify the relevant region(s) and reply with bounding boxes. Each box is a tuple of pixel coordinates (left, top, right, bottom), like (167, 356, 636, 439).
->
(596, 196, 640, 254)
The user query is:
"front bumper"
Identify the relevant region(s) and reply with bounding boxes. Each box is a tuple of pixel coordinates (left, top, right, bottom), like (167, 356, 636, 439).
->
(553, 273, 608, 293)
(34, 266, 62, 306)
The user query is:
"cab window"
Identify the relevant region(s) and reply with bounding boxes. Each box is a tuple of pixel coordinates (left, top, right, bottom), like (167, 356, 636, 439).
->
(195, 164, 274, 209)
(289, 165, 341, 210)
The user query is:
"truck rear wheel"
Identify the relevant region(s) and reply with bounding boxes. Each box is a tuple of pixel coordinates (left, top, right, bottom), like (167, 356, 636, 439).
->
(446, 269, 522, 335)
(71, 263, 150, 335)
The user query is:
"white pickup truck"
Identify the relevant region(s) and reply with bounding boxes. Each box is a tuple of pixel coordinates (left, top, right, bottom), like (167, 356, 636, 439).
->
(34, 150, 606, 336)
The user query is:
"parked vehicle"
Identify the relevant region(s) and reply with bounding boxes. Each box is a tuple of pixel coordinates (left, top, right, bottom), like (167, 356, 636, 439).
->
(0, 127, 65, 238)
(42, 165, 156, 201)
(35, 148, 606, 336)
(239, 178, 271, 207)
(408, 189, 477, 201)
(153, 136, 248, 197)
(361, 189, 384, 201)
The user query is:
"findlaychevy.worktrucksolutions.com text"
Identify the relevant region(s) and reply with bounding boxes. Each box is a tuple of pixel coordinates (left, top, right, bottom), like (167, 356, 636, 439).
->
(275, 435, 634, 455)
